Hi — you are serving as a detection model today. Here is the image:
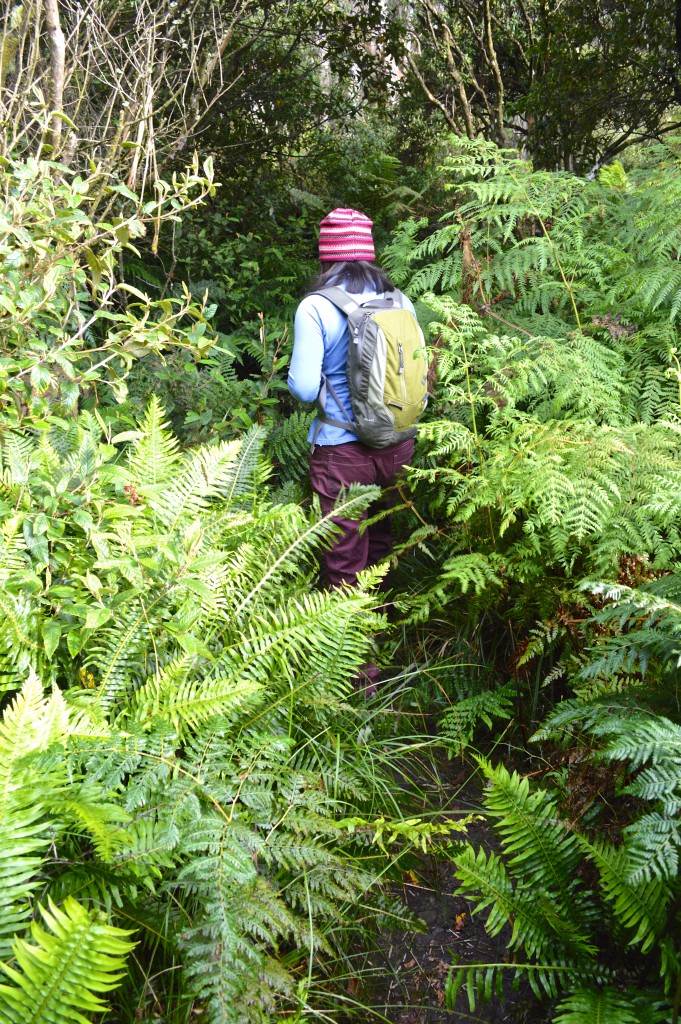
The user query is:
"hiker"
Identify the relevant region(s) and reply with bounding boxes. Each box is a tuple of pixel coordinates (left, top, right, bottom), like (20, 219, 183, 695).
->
(287, 207, 426, 601)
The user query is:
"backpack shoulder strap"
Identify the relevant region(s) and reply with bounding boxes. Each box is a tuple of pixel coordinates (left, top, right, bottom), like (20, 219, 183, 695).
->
(310, 373, 357, 450)
(312, 286, 407, 314)
(310, 287, 360, 315)
(380, 289, 404, 309)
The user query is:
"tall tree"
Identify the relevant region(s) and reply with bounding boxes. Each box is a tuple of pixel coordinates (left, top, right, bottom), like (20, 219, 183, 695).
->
(390, 0, 681, 171)
(0, 0, 386, 181)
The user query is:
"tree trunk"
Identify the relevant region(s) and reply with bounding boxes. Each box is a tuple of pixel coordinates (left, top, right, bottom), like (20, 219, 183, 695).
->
(43, 0, 65, 153)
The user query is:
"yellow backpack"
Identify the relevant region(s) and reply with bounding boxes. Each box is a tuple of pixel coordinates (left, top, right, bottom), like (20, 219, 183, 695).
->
(313, 286, 428, 450)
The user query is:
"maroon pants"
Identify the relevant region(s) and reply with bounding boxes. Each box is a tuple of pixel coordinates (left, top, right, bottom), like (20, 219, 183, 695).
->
(309, 438, 414, 589)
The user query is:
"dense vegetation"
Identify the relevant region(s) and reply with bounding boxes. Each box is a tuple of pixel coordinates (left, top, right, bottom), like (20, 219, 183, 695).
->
(386, 139, 681, 1022)
(1, 1, 681, 1022)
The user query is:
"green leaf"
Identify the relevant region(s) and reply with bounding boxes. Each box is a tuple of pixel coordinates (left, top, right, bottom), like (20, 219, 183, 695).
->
(111, 182, 140, 202)
(553, 986, 640, 1024)
(118, 282, 150, 302)
(84, 607, 112, 631)
(66, 630, 82, 657)
(42, 620, 61, 660)
(0, 896, 135, 1024)
(30, 365, 52, 394)
(182, 578, 215, 602)
(83, 246, 102, 295)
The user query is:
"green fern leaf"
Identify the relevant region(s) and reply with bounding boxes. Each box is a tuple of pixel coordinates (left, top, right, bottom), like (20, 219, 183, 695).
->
(553, 986, 654, 1024)
(0, 897, 135, 1024)
(582, 838, 668, 952)
(479, 761, 583, 894)
(0, 675, 67, 954)
(126, 394, 182, 488)
(453, 845, 595, 962)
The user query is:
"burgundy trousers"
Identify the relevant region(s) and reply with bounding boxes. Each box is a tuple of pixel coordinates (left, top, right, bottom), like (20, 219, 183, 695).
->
(309, 437, 414, 589)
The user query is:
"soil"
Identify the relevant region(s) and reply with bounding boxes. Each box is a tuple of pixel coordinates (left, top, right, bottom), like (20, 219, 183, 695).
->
(362, 766, 549, 1024)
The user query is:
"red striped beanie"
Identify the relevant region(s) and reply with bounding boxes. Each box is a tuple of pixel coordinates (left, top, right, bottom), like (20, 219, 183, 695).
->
(318, 207, 375, 262)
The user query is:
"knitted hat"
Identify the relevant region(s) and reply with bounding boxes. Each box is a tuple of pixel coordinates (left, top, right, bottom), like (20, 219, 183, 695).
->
(318, 207, 375, 262)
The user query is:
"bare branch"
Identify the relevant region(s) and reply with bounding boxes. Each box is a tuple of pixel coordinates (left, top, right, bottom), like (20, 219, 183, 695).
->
(421, 0, 476, 137)
(483, 0, 505, 141)
(43, 0, 65, 152)
(406, 52, 460, 136)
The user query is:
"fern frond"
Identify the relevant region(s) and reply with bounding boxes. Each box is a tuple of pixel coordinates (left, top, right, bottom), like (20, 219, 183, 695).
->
(582, 838, 668, 953)
(125, 654, 263, 737)
(622, 812, 681, 883)
(127, 394, 182, 488)
(440, 683, 514, 754)
(604, 714, 681, 769)
(0, 591, 39, 692)
(552, 986, 666, 1024)
(220, 423, 269, 504)
(440, 552, 502, 594)
(453, 845, 595, 963)
(479, 761, 582, 894)
(150, 437, 242, 531)
(48, 784, 131, 862)
(0, 897, 135, 1024)
(266, 412, 313, 490)
(0, 675, 72, 954)
(84, 598, 150, 711)
(230, 486, 380, 619)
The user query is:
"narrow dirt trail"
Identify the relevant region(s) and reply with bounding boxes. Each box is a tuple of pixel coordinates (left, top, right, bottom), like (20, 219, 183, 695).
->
(361, 758, 547, 1024)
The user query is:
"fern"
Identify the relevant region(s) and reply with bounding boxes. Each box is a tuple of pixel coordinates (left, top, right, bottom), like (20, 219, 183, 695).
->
(439, 679, 514, 754)
(552, 986, 659, 1024)
(126, 394, 183, 488)
(452, 763, 597, 976)
(266, 409, 314, 490)
(452, 844, 596, 1002)
(0, 675, 65, 956)
(0, 397, 438, 1022)
(125, 655, 256, 736)
(623, 813, 681, 884)
(0, 897, 135, 1024)
(480, 761, 582, 892)
(444, 753, 680, 1017)
(398, 281, 681, 664)
(380, 135, 681, 1024)
(583, 839, 669, 954)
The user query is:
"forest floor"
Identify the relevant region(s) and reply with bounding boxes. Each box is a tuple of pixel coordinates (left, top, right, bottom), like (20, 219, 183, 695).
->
(369, 845, 545, 1023)
(362, 750, 548, 1024)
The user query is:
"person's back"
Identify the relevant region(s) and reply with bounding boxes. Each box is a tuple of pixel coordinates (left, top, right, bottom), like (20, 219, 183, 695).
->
(288, 206, 417, 585)
(288, 208, 420, 693)
(290, 278, 418, 449)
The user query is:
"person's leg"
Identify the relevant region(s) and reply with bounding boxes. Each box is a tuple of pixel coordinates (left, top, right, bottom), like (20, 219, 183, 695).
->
(309, 439, 413, 696)
(366, 437, 415, 570)
(309, 442, 375, 588)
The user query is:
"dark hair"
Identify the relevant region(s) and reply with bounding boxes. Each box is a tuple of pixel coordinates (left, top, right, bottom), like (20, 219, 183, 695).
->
(310, 260, 395, 295)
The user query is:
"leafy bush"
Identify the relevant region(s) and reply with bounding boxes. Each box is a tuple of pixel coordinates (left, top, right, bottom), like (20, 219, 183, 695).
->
(0, 395, 450, 1022)
(383, 137, 681, 713)
(445, 591, 681, 1021)
(446, 756, 676, 1023)
(0, 154, 218, 430)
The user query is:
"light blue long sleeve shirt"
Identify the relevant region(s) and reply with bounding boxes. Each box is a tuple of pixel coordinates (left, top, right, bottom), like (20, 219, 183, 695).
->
(288, 287, 417, 446)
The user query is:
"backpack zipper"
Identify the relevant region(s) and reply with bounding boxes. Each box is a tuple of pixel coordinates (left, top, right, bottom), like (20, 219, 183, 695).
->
(353, 313, 371, 344)
(398, 343, 406, 401)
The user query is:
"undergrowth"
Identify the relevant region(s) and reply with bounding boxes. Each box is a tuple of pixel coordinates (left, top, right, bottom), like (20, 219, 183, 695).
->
(382, 137, 681, 1023)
